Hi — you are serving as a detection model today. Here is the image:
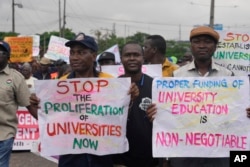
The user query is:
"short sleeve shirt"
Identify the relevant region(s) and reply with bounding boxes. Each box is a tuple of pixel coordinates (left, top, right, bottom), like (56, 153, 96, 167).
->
(0, 65, 31, 140)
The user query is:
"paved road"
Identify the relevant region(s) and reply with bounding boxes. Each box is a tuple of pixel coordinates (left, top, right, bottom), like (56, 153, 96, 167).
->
(10, 151, 57, 167)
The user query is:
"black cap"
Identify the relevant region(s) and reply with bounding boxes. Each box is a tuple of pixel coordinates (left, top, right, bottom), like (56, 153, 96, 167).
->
(98, 52, 115, 63)
(55, 59, 66, 66)
(0, 41, 11, 53)
(65, 33, 98, 52)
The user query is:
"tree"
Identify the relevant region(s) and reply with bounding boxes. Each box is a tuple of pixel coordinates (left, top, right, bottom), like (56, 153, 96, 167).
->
(166, 40, 190, 60)
(0, 29, 190, 61)
(39, 28, 75, 55)
(0, 32, 19, 40)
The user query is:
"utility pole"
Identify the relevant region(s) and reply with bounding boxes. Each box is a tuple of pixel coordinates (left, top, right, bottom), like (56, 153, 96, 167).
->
(112, 23, 116, 35)
(12, 0, 15, 32)
(59, 0, 62, 37)
(62, 0, 66, 37)
(179, 24, 181, 41)
(209, 0, 215, 29)
(12, 0, 23, 33)
(124, 24, 127, 44)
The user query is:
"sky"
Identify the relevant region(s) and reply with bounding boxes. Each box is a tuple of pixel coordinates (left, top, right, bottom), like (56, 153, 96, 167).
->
(0, 0, 249, 41)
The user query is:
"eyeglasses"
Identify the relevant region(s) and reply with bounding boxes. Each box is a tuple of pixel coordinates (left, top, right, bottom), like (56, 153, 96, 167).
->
(0, 51, 8, 57)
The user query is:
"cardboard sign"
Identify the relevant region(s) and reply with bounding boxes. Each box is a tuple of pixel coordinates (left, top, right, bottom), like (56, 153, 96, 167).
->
(101, 64, 162, 78)
(152, 76, 250, 157)
(214, 30, 250, 76)
(4, 36, 33, 63)
(35, 78, 131, 156)
(44, 35, 70, 63)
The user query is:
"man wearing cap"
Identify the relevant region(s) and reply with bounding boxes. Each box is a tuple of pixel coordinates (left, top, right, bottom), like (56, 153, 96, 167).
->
(146, 26, 233, 167)
(54, 59, 71, 79)
(0, 41, 37, 167)
(33, 57, 57, 80)
(169, 26, 233, 167)
(98, 52, 116, 66)
(29, 33, 139, 167)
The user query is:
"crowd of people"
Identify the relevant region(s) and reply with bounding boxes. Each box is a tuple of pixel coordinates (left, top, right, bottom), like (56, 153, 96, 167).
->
(0, 26, 250, 167)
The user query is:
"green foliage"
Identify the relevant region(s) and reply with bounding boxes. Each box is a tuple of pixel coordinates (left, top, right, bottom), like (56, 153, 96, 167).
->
(166, 40, 190, 60)
(0, 29, 190, 60)
(39, 28, 75, 52)
(0, 32, 19, 40)
(97, 32, 150, 54)
(126, 32, 150, 45)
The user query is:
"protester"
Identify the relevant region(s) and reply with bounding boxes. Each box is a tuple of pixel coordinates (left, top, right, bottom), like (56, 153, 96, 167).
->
(33, 57, 57, 79)
(8, 62, 20, 71)
(147, 26, 235, 167)
(30, 57, 41, 75)
(98, 51, 116, 66)
(20, 62, 38, 93)
(29, 33, 139, 167)
(113, 41, 159, 167)
(247, 108, 250, 117)
(0, 41, 37, 167)
(177, 51, 193, 66)
(143, 35, 178, 76)
(54, 59, 71, 78)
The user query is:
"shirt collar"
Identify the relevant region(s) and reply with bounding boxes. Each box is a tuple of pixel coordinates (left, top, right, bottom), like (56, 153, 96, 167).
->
(0, 65, 11, 74)
(187, 59, 219, 72)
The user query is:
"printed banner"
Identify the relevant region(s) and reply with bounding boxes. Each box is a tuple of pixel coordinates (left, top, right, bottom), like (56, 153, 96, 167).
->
(101, 64, 162, 78)
(152, 76, 250, 157)
(35, 78, 131, 156)
(13, 107, 39, 150)
(214, 30, 250, 76)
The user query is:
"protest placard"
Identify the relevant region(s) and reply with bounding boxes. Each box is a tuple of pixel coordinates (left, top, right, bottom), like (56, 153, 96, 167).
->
(101, 64, 162, 78)
(4, 36, 33, 62)
(152, 76, 250, 157)
(19, 34, 40, 56)
(13, 107, 39, 150)
(214, 30, 250, 76)
(44, 35, 70, 63)
(35, 78, 130, 156)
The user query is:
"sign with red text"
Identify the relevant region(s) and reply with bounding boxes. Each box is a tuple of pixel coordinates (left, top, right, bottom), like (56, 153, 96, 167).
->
(13, 107, 39, 150)
(152, 76, 250, 157)
(101, 64, 162, 77)
(214, 30, 250, 76)
(19, 35, 40, 56)
(34, 78, 130, 156)
(44, 35, 70, 63)
(4, 36, 33, 62)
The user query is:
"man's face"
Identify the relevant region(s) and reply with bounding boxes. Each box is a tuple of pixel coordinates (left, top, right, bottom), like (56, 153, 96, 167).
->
(143, 39, 155, 63)
(69, 44, 96, 73)
(182, 52, 193, 62)
(0, 47, 9, 69)
(191, 35, 216, 62)
(121, 44, 143, 74)
(21, 66, 31, 79)
(40, 64, 49, 73)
